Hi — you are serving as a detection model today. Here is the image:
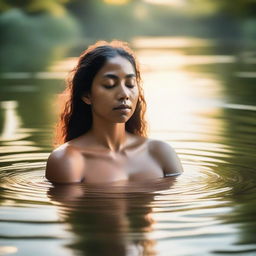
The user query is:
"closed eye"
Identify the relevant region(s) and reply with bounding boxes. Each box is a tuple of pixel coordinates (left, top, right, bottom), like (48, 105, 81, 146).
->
(126, 84, 135, 88)
(103, 84, 115, 89)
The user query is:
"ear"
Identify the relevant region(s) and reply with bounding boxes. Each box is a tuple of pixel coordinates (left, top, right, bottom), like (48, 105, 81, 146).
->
(81, 94, 91, 105)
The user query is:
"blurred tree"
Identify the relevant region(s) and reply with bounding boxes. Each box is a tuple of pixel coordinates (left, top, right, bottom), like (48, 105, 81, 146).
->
(211, 0, 256, 18)
(183, 0, 256, 39)
(66, 0, 140, 40)
(0, 0, 70, 15)
(185, 0, 256, 19)
(0, 2, 80, 72)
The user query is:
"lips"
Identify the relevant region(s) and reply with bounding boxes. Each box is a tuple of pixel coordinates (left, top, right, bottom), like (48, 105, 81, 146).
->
(113, 104, 132, 110)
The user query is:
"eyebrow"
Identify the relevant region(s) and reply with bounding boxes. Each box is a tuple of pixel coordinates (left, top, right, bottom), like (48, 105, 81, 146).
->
(102, 74, 136, 79)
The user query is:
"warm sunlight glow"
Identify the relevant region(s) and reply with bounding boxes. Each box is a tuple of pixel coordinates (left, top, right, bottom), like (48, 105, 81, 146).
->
(50, 57, 77, 72)
(143, 70, 224, 141)
(0, 101, 24, 141)
(134, 37, 227, 148)
(133, 37, 214, 49)
(0, 246, 18, 255)
(144, 0, 186, 7)
(103, 0, 130, 5)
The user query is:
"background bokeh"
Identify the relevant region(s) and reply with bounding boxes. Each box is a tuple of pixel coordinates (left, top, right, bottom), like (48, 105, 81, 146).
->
(1, 1, 256, 256)
(1, 0, 256, 72)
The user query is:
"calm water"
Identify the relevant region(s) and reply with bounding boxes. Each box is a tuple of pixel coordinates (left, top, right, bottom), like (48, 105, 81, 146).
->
(0, 37, 256, 256)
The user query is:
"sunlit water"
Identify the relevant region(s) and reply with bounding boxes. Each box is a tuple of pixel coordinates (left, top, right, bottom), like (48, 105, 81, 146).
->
(0, 37, 256, 256)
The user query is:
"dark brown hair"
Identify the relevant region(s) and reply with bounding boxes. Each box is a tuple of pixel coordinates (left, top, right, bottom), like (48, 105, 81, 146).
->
(54, 40, 147, 147)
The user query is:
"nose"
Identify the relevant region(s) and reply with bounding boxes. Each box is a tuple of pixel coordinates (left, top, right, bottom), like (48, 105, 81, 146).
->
(117, 84, 129, 101)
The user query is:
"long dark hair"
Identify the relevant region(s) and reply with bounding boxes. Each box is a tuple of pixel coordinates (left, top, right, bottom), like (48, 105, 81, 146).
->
(54, 40, 147, 147)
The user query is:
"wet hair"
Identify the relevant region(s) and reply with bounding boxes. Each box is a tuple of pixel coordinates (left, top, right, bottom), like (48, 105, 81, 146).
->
(54, 40, 147, 147)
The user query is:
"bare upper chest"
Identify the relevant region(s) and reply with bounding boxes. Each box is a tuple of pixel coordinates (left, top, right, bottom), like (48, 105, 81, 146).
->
(80, 146, 164, 183)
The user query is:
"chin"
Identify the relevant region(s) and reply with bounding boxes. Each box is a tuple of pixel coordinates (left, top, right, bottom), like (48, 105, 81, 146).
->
(116, 117, 130, 123)
(114, 115, 132, 123)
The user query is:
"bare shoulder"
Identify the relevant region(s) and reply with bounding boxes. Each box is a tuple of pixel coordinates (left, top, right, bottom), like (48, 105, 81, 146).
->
(148, 139, 183, 176)
(45, 143, 85, 184)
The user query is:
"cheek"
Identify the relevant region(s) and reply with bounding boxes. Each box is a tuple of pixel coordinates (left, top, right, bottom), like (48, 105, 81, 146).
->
(93, 97, 109, 110)
(132, 88, 139, 102)
(91, 88, 110, 105)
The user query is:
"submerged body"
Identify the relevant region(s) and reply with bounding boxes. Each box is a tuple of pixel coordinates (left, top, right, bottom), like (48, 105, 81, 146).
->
(46, 132, 183, 184)
(46, 41, 183, 184)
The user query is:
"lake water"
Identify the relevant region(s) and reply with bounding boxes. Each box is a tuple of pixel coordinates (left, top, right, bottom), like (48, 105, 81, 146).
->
(0, 37, 256, 256)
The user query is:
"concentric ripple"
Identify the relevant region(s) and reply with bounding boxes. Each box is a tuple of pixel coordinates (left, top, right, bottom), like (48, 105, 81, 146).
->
(0, 149, 245, 204)
(0, 161, 253, 253)
(1, 56, 256, 254)
(1, 116, 256, 255)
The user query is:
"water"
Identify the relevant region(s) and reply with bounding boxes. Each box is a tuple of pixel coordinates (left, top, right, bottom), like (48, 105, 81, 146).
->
(0, 37, 256, 256)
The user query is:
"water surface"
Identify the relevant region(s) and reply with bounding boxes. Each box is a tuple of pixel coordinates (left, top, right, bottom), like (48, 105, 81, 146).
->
(0, 37, 256, 256)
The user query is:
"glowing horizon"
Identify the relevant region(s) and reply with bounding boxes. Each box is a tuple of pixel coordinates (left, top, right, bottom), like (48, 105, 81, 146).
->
(103, 0, 130, 5)
(143, 0, 186, 7)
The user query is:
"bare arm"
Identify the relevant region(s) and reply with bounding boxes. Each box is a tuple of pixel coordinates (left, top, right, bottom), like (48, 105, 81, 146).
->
(149, 140, 183, 177)
(45, 145, 85, 184)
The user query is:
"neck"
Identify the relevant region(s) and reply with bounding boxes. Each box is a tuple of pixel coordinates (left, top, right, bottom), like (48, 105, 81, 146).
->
(90, 117, 127, 152)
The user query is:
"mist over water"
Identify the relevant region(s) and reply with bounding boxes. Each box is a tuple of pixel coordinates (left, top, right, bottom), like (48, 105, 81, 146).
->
(0, 37, 256, 255)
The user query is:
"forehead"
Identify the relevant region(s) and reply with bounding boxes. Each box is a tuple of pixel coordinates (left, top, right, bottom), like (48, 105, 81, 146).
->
(96, 56, 135, 77)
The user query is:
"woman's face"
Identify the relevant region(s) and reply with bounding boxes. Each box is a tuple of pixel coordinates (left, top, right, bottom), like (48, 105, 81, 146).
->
(83, 56, 139, 123)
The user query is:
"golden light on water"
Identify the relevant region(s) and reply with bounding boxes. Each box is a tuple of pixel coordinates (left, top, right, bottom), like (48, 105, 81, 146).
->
(49, 57, 77, 72)
(134, 37, 227, 145)
(143, 70, 224, 141)
(0, 246, 18, 255)
(48, 36, 227, 146)
(0, 101, 27, 141)
(133, 37, 214, 49)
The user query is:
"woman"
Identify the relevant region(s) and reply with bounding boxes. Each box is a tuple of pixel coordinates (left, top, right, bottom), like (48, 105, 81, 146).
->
(46, 40, 183, 184)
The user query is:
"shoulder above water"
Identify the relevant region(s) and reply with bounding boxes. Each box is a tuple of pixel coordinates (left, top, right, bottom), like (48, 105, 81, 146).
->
(45, 143, 85, 184)
(147, 139, 183, 176)
(45, 137, 183, 184)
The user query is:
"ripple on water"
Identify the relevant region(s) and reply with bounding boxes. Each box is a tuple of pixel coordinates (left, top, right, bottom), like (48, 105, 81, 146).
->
(1, 133, 255, 202)
(0, 155, 236, 213)
(0, 136, 256, 255)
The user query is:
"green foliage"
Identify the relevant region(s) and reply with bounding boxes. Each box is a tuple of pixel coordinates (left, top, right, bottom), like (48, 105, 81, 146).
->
(242, 19, 256, 40)
(0, 0, 256, 73)
(0, 0, 71, 15)
(187, 0, 256, 18)
(0, 9, 81, 72)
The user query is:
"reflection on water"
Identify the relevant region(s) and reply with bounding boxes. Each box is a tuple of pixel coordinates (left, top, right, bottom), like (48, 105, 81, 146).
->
(0, 37, 256, 255)
(48, 181, 168, 256)
(0, 101, 23, 141)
